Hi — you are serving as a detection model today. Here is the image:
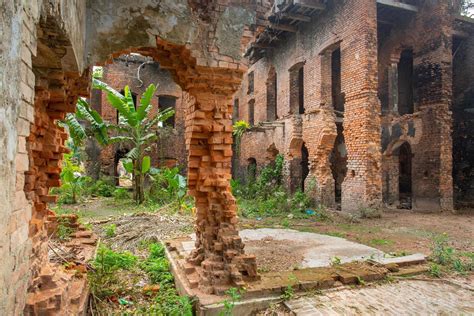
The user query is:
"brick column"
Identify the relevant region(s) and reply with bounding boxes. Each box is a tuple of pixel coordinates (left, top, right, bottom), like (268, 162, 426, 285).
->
(340, 0, 382, 212)
(411, 2, 454, 210)
(185, 79, 257, 294)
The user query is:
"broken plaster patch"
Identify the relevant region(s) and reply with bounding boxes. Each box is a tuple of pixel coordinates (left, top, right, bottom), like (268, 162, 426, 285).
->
(215, 6, 255, 60)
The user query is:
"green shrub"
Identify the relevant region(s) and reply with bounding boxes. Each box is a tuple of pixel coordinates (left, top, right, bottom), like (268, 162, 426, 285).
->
(140, 243, 174, 285)
(104, 224, 116, 238)
(88, 245, 137, 299)
(113, 187, 130, 200)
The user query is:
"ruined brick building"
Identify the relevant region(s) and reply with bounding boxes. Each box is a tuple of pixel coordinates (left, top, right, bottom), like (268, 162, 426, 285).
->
(233, 0, 474, 212)
(86, 54, 188, 181)
(0, 0, 472, 314)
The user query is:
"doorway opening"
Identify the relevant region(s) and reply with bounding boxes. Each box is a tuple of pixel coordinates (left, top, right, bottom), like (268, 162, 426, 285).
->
(398, 142, 412, 208)
(330, 123, 348, 203)
(301, 143, 309, 192)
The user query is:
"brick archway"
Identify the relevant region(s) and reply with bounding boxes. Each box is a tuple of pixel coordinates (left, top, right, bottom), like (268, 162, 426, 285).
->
(26, 29, 259, 309)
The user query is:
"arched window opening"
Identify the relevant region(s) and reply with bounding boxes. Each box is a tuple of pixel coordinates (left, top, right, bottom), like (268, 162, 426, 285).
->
(248, 99, 255, 126)
(289, 63, 305, 114)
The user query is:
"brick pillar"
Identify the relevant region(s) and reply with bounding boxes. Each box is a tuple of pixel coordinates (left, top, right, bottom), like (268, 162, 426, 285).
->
(340, 0, 382, 212)
(411, 2, 454, 210)
(185, 87, 257, 294)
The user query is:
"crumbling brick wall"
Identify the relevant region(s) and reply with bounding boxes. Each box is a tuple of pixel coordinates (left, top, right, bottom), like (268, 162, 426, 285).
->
(233, 0, 382, 211)
(1, 1, 273, 313)
(234, 0, 465, 212)
(378, 1, 455, 211)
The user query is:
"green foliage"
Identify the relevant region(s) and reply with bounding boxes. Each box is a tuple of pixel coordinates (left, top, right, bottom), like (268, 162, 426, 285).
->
(220, 287, 245, 316)
(232, 120, 250, 155)
(144, 287, 193, 316)
(92, 66, 103, 79)
(233, 156, 324, 219)
(104, 224, 116, 238)
(113, 187, 130, 200)
(370, 238, 394, 246)
(56, 218, 74, 241)
(87, 179, 115, 197)
(75, 80, 175, 204)
(57, 152, 87, 204)
(430, 233, 473, 275)
(431, 233, 455, 265)
(148, 167, 191, 211)
(89, 245, 137, 299)
(429, 263, 442, 278)
(140, 243, 174, 286)
(330, 256, 342, 266)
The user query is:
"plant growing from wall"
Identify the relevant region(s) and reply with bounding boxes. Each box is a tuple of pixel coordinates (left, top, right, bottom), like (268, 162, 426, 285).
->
(232, 120, 250, 155)
(67, 79, 174, 204)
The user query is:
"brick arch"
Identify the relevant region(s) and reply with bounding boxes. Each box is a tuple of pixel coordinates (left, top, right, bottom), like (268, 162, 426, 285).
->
(26, 32, 258, 301)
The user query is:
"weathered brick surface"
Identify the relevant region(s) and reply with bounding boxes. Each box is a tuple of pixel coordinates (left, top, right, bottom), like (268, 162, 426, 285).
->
(234, 0, 383, 211)
(234, 0, 465, 212)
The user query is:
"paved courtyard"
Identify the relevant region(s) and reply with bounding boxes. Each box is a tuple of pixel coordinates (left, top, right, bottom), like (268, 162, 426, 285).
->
(285, 278, 474, 315)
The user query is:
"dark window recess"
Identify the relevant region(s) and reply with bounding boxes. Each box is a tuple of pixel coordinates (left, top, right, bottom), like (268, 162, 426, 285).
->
(298, 67, 305, 114)
(398, 49, 414, 115)
(158, 95, 177, 127)
(248, 100, 255, 126)
(331, 48, 344, 112)
(267, 67, 277, 121)
(247, 71, 254, 94)
(118, 90, 137, 123)
(233, 98, 239, 123)
(289, 63, 305, 114)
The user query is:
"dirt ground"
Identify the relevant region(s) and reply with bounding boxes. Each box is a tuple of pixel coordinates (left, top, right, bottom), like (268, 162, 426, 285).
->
(241, 209, 474, 256)
(58, 198, 473, 257)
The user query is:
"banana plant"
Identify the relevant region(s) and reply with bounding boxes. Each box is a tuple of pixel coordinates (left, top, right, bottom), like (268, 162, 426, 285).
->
(67, 79, 174, 204)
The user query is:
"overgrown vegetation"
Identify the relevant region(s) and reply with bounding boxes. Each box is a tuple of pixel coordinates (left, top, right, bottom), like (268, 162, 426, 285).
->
(64, 80, 174, 204)
(429, 233, 473, 277)
(232, 154, 327, 221)
(88, 243, 193, 315)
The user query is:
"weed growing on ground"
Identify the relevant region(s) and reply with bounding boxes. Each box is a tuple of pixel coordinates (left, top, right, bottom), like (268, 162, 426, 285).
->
(281, 274, 298, 301)
(370, 238, 394, 246)
(113, 187, 130, 200)
(429, 233, 473, 276)
(88, 243, 193, 315)
(220, 287, 245, 316)
(104, 224, 116, 238)
(330, 256, 342, 266)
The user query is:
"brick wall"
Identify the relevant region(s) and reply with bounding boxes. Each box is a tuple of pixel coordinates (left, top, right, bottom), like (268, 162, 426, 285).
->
(234, 0, 383, 211)
(234, 0, 461, 212)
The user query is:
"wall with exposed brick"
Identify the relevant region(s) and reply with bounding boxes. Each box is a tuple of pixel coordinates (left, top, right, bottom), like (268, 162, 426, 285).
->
(0, 1, 276, 313)
(234, 0, 382, 211)
(378, 2, 455, 211)
(234, 0, 464, 213)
